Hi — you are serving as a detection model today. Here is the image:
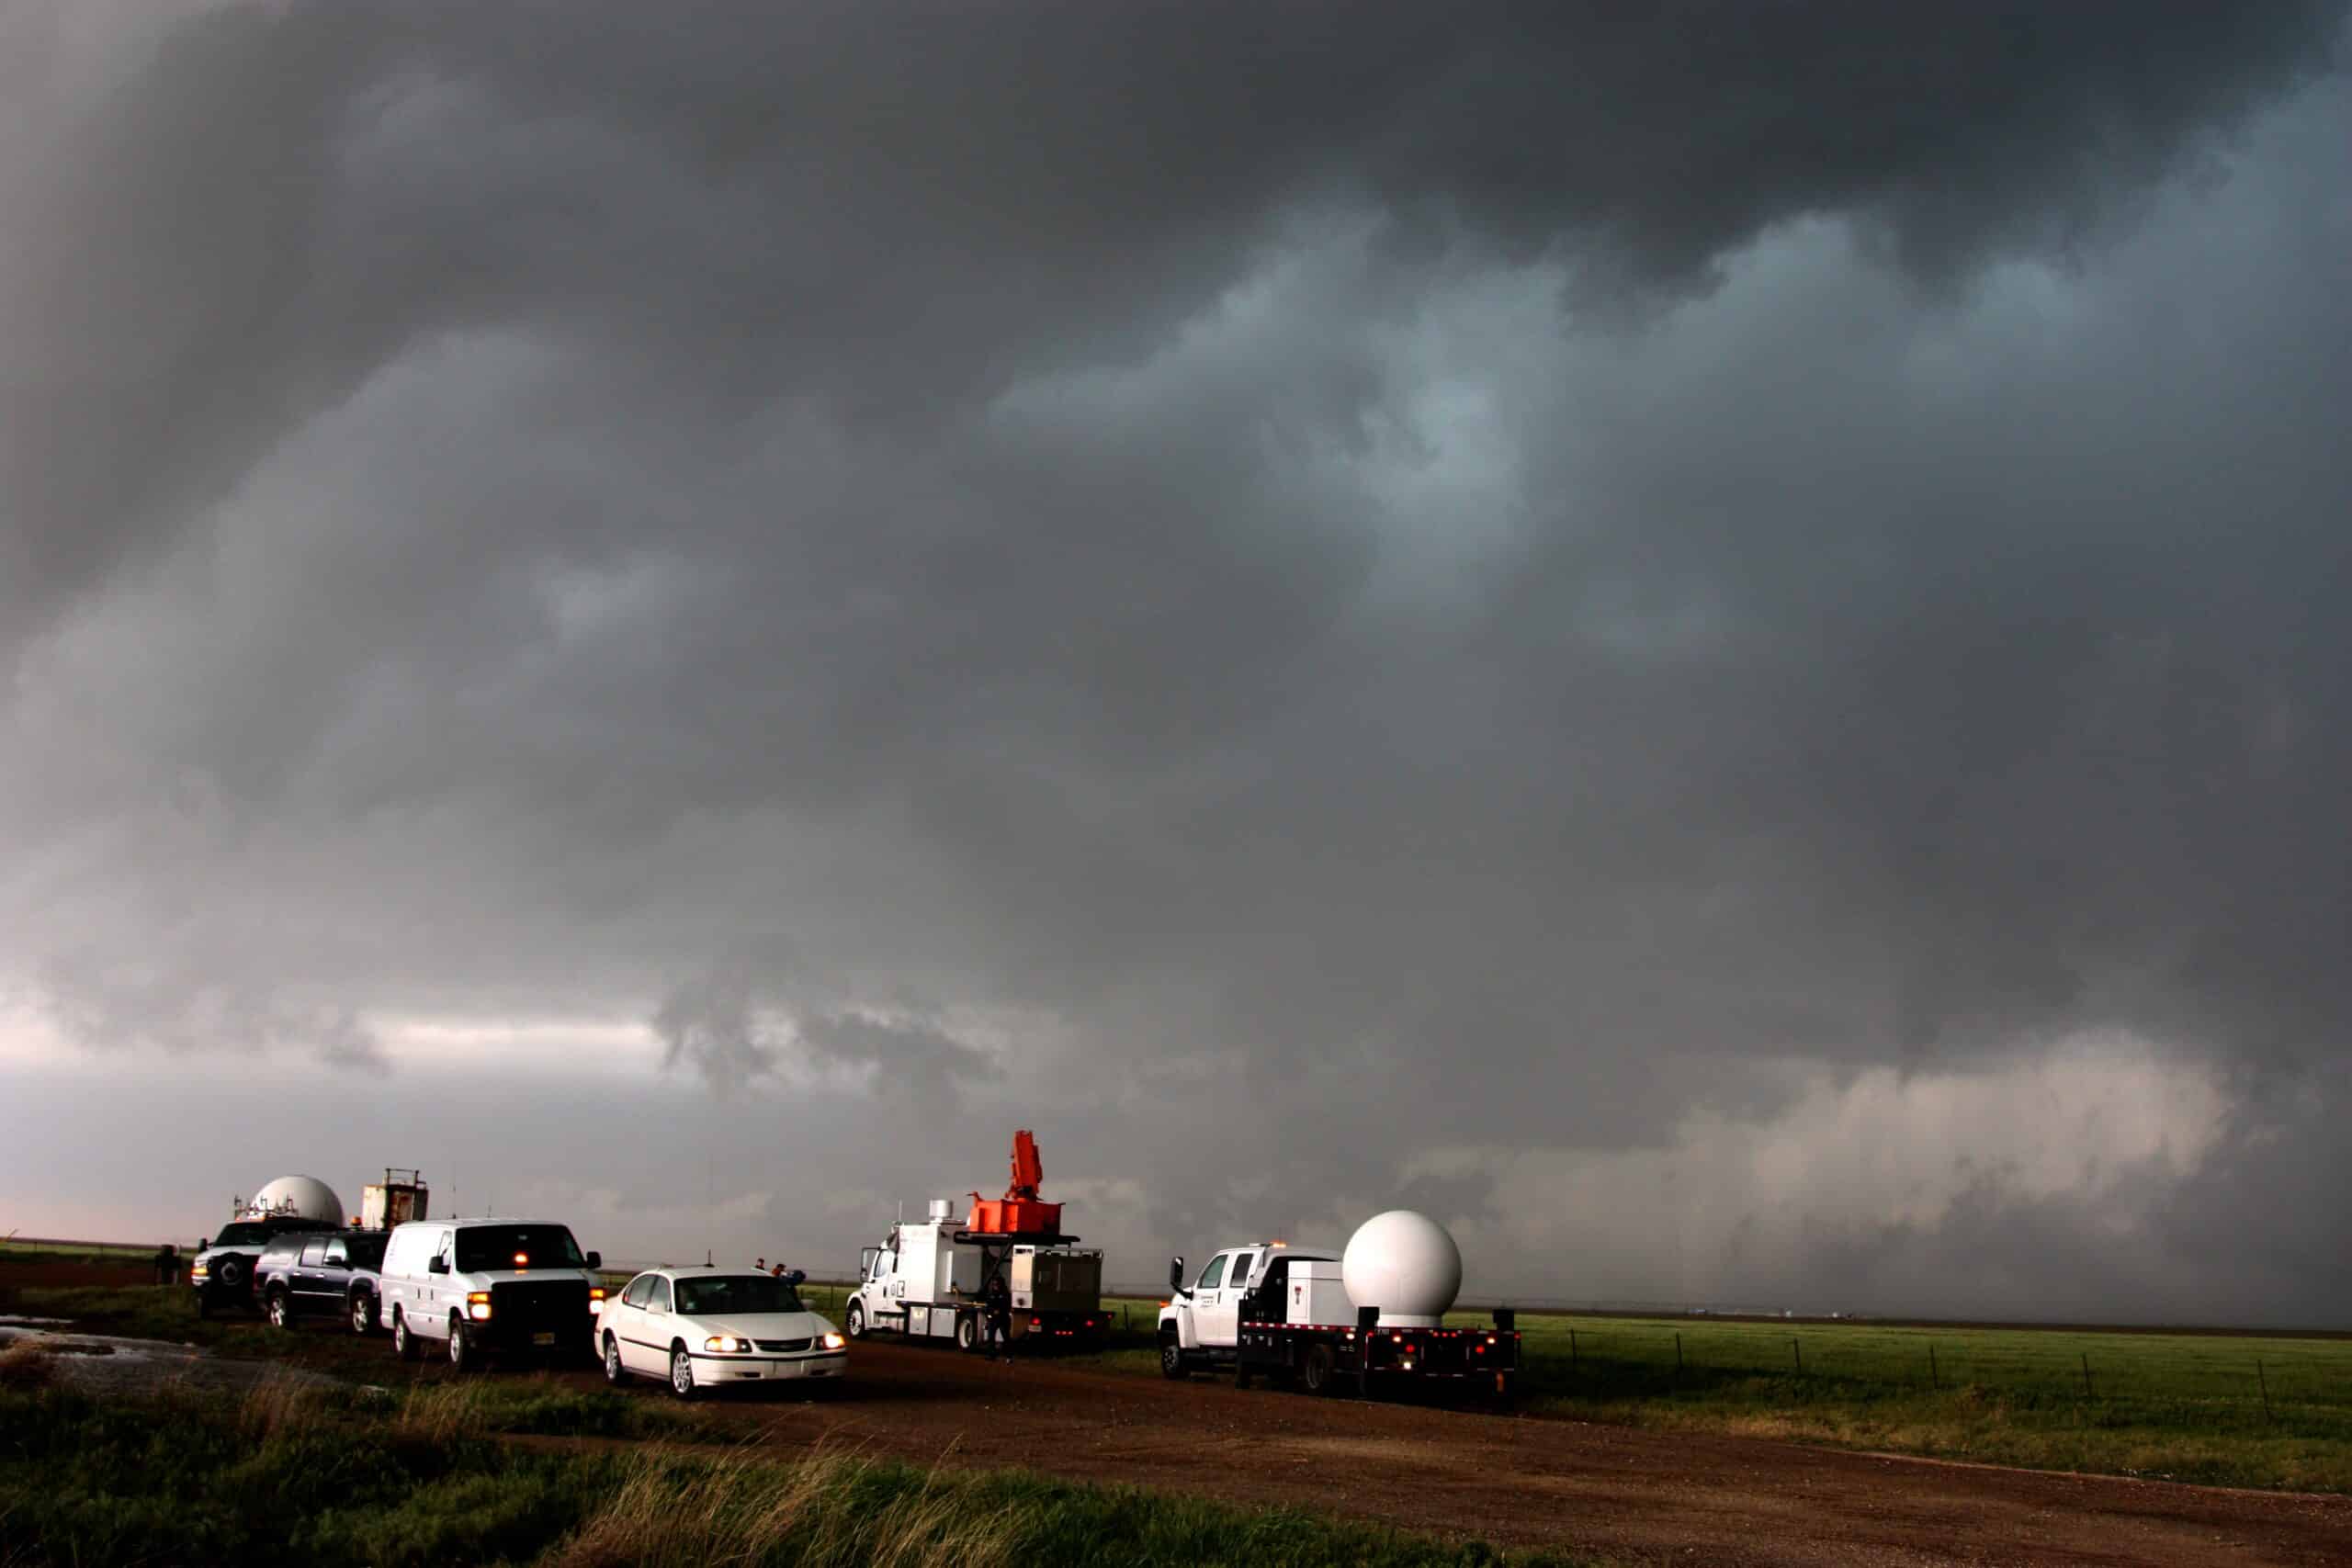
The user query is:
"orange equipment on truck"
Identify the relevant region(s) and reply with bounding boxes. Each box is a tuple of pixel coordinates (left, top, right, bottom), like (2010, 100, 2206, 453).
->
(966, 1129, 1063, 1235)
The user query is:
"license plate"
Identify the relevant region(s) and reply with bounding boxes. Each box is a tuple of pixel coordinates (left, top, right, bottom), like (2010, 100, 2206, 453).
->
(532, 1331, 556, 1347)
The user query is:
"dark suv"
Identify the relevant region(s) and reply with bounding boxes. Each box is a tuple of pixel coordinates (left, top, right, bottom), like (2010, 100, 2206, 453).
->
(256, 1230, 392, 1335)
(189, 1216, 333, 1318)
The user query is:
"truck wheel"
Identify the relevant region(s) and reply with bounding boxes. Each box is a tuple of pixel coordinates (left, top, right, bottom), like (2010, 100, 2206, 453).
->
(844, 1301, 866, 1340)
(215, 1257, 244, 1293)
(392, 1310, 417, 1360)
(1302, 1342, 1336, 1395)
(350, 1291, 376, 1336)
(669, 1345, 697, 1400)
(1159, 1335, 1188, 1380)
(266, 1289, 292, 1330)
(447, 1316, 474, 1372)
(1235, 1362, 1254, 1391)
(956, 1314, 981, 1354)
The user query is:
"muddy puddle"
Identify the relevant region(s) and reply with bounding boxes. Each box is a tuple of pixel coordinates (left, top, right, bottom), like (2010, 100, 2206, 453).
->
(0, 1324, 339, 1396)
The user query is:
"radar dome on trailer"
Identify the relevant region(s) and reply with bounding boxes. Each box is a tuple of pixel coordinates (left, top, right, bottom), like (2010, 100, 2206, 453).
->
(243, 1175, 345, 1225)
(1340, 1209, 1463, 1328)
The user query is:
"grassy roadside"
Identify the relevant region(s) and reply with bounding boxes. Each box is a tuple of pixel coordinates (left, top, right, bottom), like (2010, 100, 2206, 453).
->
(0, 1369, 1602, 1567)
(1077, 1294, 2352, 1494)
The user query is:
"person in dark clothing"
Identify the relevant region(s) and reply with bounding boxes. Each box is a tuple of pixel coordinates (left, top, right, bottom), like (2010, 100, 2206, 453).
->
(982, 1270, 1012, 1359)
(152, 1243, 177, 1286)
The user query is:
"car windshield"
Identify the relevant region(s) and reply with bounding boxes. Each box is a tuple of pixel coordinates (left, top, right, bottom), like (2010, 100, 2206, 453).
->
(453, 1224, 585, 1272)
(213, 1223, 275, 1247)
(674, 1276, 805, 1316)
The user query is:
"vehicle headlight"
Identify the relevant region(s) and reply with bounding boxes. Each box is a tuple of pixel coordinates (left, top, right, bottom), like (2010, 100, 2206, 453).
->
(704, 1335, 751, 1354)
(821, 1331, 845, 1350)
(588, 1287, 606, 1303)
(467, 1291, 493, 1321)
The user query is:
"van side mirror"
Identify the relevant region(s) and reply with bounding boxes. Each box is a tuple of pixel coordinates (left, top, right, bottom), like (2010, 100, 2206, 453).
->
(1168, 1256, 1186, 1295)
(427, 1256, 448, 1275)
(585, 1250, 601, 1270)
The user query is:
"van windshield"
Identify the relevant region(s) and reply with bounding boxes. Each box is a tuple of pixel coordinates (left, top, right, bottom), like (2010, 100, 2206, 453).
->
(675, 1276, 804, 1316)
(454, 1224, 585, 1272)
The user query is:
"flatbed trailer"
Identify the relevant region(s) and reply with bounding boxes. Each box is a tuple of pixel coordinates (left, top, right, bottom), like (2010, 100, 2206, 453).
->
(1236, 1306, 1520, 1399)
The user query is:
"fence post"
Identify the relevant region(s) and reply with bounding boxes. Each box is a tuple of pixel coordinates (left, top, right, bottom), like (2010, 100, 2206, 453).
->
(1569, 1328, 1578, 1372)
(1674, 1332, 1683, 1378)
(1792, 1337, 1802, 1375)
(2080, 1352, 2094, 1400)
(2257, 1359, 2274, 1423)
(1928, 1344, 1939, 1390)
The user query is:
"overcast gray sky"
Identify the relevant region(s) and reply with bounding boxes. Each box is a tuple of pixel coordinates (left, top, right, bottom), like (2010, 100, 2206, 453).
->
(4, 2, 2347, 1324)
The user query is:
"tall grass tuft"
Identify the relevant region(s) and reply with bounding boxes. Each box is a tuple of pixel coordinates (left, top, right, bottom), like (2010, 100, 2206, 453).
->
(548, 1449, 1024, 1568)
(0, 1343, 55, 1392)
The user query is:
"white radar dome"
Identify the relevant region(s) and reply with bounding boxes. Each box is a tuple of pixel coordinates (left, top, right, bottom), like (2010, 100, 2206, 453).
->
(245, 1175, 345, 1224)
(1341, 1209, 1463, 1327)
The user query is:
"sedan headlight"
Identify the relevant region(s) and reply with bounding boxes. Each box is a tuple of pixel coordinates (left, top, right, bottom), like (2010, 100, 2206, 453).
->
(821, 1332, 845, 1350)
(703, 1335, 751, 1354)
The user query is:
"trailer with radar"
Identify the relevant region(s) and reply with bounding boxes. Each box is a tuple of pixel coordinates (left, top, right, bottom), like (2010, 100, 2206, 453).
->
(844, 1130, 1106, 1352)
(1159, 1209, 1518, 1401)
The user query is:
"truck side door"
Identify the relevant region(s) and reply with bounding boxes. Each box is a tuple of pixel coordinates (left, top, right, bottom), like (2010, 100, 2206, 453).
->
(1191, 1251, 1249, 1348)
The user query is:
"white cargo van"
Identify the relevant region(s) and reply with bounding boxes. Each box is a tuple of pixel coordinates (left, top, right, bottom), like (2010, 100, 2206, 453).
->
(376, 1217, 605, 1371)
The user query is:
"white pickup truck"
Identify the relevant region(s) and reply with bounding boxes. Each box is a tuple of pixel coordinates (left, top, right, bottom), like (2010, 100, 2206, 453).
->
(1158, 1236, 1518, 1401)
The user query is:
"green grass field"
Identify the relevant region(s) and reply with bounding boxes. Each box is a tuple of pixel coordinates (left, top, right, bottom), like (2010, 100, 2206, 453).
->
(1057, 1294, 2352, 1493)
(0, 1371, 1600, 1567)
(0, 1237, 172, 1268)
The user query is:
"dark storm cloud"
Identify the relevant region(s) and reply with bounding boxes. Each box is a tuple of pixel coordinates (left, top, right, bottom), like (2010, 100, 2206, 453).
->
(6, 2, 2343, 636)
(5, 1, 2350, 1316)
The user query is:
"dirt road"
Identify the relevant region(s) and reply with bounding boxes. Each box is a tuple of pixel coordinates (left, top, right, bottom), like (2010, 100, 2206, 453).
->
(559, 1339, 2346, 1567)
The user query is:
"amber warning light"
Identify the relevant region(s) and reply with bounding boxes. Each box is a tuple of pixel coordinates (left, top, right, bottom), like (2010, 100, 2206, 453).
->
(514, 1252, 530, 1267)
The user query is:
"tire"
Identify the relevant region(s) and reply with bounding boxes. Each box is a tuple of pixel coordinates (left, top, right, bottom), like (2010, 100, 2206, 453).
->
(266, 1289, 292, 1330)
(215, 1257, 245, 1293)
(604, 1334, 627, 1386)
(350, 1292, 376, 1337)
(669, 1345, 696, 1400)
(392, 1310, 417, 1360)
(1159, 1336, 1189, 1380)
(844, 1300, 866, 1340)
(1302, 1342, 1337, 1395)
(956, 1314, 981, 1354)
(447, 1317, 474, 1372)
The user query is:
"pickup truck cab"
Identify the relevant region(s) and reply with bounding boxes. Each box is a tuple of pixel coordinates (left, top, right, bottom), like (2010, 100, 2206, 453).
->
(1158, 1243, 1335, 1375)
(256, 1229, 390, 1334)
(188, 1216, 333, 1318)
(375, 1217, 604, 1371)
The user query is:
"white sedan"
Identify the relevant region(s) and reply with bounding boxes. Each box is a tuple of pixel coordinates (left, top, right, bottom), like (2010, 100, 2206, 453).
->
(595, 1265, 847, 1398)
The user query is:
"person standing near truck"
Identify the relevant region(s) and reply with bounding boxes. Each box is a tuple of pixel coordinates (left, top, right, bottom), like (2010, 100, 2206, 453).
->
(982, 1269, 1012, 1359)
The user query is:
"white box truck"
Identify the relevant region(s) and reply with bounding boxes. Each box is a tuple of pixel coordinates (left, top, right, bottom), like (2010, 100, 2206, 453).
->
(844, 1199, 1105, 1352)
